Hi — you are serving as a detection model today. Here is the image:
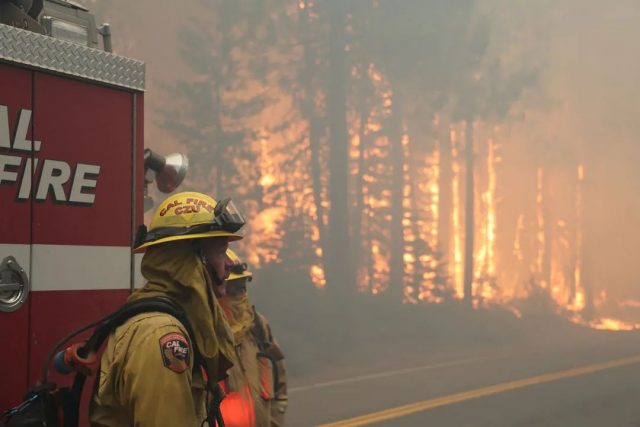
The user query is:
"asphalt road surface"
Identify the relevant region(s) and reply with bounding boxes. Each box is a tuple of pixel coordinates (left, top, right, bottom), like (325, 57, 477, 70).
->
(287, 331, 640, 426)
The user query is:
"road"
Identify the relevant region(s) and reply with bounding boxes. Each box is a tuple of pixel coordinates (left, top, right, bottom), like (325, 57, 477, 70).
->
(287, 330, 640, 426)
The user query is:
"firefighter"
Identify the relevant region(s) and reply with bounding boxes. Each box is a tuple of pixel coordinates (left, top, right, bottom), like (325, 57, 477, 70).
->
(90, 191, 245, 427)
(217, 250, 288, 427)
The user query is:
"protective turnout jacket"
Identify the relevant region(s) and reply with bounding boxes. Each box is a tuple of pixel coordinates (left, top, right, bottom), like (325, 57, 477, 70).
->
(219, 292, 288, 427)
(90, 241, 234, 427)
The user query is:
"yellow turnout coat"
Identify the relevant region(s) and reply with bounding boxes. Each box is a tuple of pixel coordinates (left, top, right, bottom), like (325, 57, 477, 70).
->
(90, 241, 234, 427)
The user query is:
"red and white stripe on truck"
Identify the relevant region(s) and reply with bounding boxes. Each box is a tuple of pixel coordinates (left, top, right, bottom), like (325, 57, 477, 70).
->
(0, 23, 144, 409)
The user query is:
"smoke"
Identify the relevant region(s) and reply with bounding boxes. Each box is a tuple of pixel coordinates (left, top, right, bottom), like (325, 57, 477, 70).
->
(81, 0, 640, 323)
(503, 0, 640, 306)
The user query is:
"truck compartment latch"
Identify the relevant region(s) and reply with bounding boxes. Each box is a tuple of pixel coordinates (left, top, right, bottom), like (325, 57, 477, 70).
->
(0, 256, 30, 312)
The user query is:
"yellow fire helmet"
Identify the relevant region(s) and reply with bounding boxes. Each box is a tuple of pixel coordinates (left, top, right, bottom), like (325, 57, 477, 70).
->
(227, 249, 253, 282)
(134, 191, 245, 253)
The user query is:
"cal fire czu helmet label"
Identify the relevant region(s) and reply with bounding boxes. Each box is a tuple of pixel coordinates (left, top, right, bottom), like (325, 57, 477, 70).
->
(159, 198, 215, 217)
(0, 106, 101, 205)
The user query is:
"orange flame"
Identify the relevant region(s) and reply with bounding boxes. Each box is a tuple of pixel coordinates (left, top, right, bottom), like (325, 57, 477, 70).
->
(450, 126, 464, 298)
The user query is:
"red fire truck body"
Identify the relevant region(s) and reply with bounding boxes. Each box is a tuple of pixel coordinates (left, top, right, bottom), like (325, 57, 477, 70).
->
(0, 21, 145, 409)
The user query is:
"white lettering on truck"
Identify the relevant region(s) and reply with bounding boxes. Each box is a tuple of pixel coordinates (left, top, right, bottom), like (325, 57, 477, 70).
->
(0, 105, 101, 205)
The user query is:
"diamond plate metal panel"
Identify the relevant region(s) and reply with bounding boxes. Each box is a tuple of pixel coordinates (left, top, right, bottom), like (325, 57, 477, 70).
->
(0, 23, 144, 91)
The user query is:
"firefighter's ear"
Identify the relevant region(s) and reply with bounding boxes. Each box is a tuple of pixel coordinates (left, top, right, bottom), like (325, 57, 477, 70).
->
(192, 240, 206, 264)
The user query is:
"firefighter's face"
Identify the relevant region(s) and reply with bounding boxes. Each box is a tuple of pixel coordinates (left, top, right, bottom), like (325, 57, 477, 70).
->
(225, 278, 248, 296)
(201, 237, 233, 295)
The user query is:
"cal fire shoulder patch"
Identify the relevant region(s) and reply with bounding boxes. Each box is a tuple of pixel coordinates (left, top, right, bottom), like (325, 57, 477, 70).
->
(159, 332, 190, 373)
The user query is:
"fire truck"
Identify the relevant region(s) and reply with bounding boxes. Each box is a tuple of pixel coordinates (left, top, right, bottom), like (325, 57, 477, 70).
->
(0, 0, 188, 412)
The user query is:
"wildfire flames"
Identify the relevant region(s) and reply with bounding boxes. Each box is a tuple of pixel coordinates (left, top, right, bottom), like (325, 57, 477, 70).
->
(131, 0, 639, 334)
(239, 57, 638, 332)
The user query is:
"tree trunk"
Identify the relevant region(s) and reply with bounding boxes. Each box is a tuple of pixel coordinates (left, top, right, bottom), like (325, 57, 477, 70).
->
(299, 0, 329, 279)
(437, 119, 452, 276)
(408, 126, 422, 293)
(463, 118, 474, 306)
(211, 0, 230, 198)
(578, 164, 595, 319)
(212, 81, 224, 198)
(581, 235, 595, 319)
(542, 168, 552, 288)
(326, 1, 351, 296)
(388, 92, 405, 302)
(351, 102, 369, 291)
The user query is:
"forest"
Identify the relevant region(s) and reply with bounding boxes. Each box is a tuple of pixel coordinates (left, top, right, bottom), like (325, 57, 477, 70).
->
(88, 0, 640, 371)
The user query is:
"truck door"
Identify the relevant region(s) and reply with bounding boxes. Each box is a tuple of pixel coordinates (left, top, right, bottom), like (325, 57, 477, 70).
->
(28, 72, 140, 388)
(0, 22, 145, 413)
(0, 63, 34, 408)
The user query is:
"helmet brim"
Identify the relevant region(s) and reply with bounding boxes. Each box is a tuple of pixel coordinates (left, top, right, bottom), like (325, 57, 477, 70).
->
(227, 271, 253, 282)
(133, 230, 243, 253)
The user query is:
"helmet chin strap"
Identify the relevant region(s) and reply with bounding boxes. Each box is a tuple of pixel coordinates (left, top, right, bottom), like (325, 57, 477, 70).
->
(209, 267, 225, 287)
(199, 249, 225, 287)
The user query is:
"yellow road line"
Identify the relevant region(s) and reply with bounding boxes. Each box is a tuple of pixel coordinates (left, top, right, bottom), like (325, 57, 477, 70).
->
(318, 354, 640, 427)
(290, 354, 509, 393)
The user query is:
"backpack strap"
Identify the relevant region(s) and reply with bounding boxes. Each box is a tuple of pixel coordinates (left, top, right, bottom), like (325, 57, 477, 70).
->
(250, 305, 269, 353)
(249, 306, 281, 396)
